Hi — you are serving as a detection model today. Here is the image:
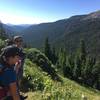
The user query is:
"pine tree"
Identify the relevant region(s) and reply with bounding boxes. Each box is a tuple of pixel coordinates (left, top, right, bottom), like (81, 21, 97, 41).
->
(79, 39, 87, 64)
(92, 61, 100, 89)
(73, 55, 81, 80)
(0, 21, 5, 35)
(56, 48, 67, 75)
(0, 21, 7, 39)
(51, 46, 58, 65)
(82, 56, 96, 85)
(61, 48, 67, 76)
(65, 54, 75, 78)
(56, 47, 63, 70)
(73, 39, 87, 81)
(44, 37, 52, 62)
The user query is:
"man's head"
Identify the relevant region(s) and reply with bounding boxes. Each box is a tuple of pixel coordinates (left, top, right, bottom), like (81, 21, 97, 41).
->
(13, 36, 23, 48)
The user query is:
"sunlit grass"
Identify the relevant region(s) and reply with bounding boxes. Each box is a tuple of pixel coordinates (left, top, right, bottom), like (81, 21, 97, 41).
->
(23, 59, 100, 100)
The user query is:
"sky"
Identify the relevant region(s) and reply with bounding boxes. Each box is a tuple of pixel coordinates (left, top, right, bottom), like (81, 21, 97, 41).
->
(0, 0, 100, 25)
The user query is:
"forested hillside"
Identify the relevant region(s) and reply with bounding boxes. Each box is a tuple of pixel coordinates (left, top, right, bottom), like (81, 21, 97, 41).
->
(21, 10, 100, 59)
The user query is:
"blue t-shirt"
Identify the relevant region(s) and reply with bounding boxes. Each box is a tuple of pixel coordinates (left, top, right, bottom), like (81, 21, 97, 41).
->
(0, 64, 16, 87)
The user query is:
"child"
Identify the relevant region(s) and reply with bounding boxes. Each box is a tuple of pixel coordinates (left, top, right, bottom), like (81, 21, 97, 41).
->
(0, 46, 21, 100)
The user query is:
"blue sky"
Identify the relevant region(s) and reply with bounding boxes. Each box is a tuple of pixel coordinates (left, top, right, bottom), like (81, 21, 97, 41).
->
(0, 0, 100, 24)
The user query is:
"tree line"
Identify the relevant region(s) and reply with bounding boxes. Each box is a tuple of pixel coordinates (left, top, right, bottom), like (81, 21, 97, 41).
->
(44, 37, 100, 90)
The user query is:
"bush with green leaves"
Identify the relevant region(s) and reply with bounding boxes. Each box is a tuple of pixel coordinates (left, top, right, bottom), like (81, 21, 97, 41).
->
(21, 59, 53, 92)
(25, 48, 60, 81)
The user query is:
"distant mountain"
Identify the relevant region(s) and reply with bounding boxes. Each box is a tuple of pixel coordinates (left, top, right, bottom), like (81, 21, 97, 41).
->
(1, 23, 32, 37)
(5, 24, 31, 33)
(22, 15, 88, 47)
(22, 10, 100, 58)
(22, 20, 68, 47)
(2, 24, 15, 37)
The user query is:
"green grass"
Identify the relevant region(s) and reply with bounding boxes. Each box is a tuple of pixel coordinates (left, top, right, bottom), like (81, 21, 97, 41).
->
(22, 59, 100, 100)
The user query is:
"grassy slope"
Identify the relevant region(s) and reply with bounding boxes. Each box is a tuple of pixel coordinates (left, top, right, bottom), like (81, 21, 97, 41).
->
(26, 79, 100, 100)
(23, 59, 100, 100)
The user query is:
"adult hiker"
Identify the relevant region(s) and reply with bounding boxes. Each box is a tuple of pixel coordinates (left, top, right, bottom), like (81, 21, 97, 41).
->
(0, 46, 21, 100)
(13, 36, 26, 86)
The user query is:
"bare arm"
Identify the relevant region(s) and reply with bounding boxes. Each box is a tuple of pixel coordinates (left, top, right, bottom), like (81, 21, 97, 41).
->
(15, 60, 21, 74)
(9, 82, 20, 100)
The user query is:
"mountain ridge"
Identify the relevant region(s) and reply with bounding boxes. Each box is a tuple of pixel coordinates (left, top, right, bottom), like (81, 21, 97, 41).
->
(1, 10, 100, 58)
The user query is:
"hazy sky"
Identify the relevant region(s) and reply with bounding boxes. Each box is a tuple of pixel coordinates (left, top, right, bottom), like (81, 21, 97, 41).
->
(0, 0, 100, 24)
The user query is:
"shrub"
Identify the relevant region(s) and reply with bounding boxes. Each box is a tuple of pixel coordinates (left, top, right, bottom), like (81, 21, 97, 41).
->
(21, 59, 53, 92)
(26, 48, 60, 81)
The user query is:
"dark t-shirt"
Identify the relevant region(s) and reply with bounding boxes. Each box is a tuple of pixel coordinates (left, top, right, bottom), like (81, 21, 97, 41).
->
(0, 64, 16, 87)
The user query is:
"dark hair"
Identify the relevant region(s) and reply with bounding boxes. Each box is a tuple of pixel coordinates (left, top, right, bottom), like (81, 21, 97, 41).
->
(0, 46, 21, 66)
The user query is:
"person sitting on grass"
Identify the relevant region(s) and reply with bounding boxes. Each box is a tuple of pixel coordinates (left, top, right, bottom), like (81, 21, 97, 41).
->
(0, 46, 22, 100)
